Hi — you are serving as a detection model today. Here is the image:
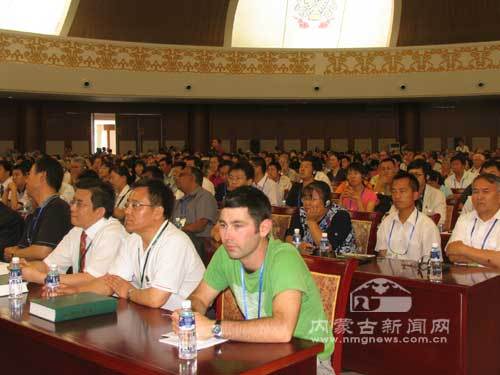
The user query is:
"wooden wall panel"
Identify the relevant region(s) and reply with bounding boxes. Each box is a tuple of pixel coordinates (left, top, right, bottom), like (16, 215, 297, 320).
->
(68, 0, 230, 46)
(398, 0, 500, 46)
(0, 102, 18, 141)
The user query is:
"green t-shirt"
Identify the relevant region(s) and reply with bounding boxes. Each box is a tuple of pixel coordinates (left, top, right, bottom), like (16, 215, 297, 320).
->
(204, 239, 334, 360)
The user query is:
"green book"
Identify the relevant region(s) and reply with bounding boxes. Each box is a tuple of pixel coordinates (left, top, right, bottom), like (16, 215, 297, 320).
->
(0, 274, 28, 297)
(29, 292, 118, 322)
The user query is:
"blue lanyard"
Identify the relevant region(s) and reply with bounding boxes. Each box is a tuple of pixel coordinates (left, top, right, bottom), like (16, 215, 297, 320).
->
(137, 221, 169, 287)
(470, 218, 498, 250)
(27, 195, 58, 245)
(240, 261, 265, 320)
(388, 211, 419, 256)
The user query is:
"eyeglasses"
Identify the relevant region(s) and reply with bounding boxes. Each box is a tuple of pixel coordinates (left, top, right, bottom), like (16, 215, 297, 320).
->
(69, 200, 90, 208)
(124, 201, 155, 209)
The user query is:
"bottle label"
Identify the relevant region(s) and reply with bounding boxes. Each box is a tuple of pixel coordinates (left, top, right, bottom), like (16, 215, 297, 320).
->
(179, 314, 195, 330)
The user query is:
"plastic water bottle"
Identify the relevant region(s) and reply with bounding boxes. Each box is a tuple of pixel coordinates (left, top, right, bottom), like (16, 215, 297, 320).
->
(429, 243, 443, 283)
(292, 228, 301, 249)
(8, 257, 23, 300)
(45, 264, 60, 298)
(319, 233, 332, 257)
(178, 300, 197, 360)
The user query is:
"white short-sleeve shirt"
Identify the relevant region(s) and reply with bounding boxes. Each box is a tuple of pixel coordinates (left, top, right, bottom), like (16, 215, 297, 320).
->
(255, 173, 282, 206)
(108, 220, 206, 310)
(115, 185, 132, 209)
(447, 209, 500, 251)
(375, 208, 441, 262)
(44, 218, 127, 277)
(445, 171, 475, 189)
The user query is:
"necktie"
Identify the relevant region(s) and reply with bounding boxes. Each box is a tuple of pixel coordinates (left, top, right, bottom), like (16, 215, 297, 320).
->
(79, 231, 87, 273)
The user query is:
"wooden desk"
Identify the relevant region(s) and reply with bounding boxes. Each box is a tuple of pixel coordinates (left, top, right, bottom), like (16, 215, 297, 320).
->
(0, 286, 322, 375)
(342, 258, 500, 375)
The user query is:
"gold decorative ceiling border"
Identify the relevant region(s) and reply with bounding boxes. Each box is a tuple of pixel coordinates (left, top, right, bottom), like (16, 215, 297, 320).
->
(0, 31, 499, 75)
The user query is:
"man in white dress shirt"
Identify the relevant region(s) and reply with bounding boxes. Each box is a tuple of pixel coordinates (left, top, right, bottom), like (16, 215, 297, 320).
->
(407, 159, 446, 226)
(375, 171, 440, 262)
(445, 154, 475, 190)
(21, 178, 127, 287)
(110, 166, 132, 221)
(56, 179, 205, 310)
(251, 157, 282, 206)
(446, 174, 500, 268)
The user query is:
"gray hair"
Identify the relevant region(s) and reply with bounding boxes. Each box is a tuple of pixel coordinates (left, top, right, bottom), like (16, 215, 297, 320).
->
(473, 173, 500, 192)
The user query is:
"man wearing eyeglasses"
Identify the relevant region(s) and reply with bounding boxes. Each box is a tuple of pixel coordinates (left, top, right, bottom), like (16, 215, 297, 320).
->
(375, 171, 441, 262)
(55, 179, 205, 310)
(20, 178, 127, 287)
(4, 157, 72, 261)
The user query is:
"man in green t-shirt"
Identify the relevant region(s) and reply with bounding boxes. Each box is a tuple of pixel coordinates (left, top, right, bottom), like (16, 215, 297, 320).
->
(173, 186, 335, 375)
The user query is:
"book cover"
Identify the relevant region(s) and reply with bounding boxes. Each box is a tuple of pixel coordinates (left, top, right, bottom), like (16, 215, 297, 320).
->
(29, 292, 117, 322)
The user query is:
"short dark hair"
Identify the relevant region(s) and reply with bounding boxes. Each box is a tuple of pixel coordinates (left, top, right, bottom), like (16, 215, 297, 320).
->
(302, 181, 331, 206)
(481, 159, 500, 172)
(34, 156, 64, 191)
(428, 170, 444, 185)
(78, 169, 100, 181)
(347, 162, 366, 176)
(473, 173, 500, 190)
(13, 160, 32, 175)
(0, 160, 12, 174)
(132, 179, 175, 219)
(393, 171, 419, 192)
(268, 161, 281, 172)
(159, 156, 172, 165)
(111, 166, 132, 185)
(75, 178, 115, 218)
(250, 157, 267, 174)
(407, 159, 431, 179)
(451, 154, 466, 165)
(229, 162, 255, 180)
(380, 158, 396, 166)
(185, 166, 203, 186)
(185, 156, 203, 170)
(143, 166, 164, 181)
(218, 160, 233, 171)
(223, 186, 272, 229)
(303, 156, 323, 172)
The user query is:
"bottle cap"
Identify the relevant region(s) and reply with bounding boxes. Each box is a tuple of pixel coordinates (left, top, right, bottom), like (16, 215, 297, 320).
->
(294, 228, 300, 234)
(432, 243, 438, 248)
(182, 300, 192, 309)
(321, 232, 327, 238)
(50, 264, 58, 270)
(12, 257, 20, 263)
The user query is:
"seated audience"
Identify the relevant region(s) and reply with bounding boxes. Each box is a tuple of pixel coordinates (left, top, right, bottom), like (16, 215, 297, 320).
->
(110, 166, 132, 221)
(172, 166, 218, 239)
(326, 152, 346, 186)
(278, 152, 299, 183)
(286, 181, 356, 254)
(460, 159, 499, 214)
(0, 202, 24, 261)
(214, 160, 233, 203)
(173, 186, 334, 375)
(2, 160, 32, 211)
(0, 160, 13, 197)
(185, 156, 215, 195)
(55, 179, 205, 310)
(267, 161, 292, 200)
(285, 156, 318, 208)
(446, 174, 500, 267)
(339, 163, 377, 212)
(445, 154, 475, 189)
(4, 156, 72, 261)
(470, 152, 486, 176)
(69, 157, 87, 185)
(375, 171, 440, 262)
(250, 157, 282, 206)
(407, 159, 446, 226)
(21, 178, 127, 286)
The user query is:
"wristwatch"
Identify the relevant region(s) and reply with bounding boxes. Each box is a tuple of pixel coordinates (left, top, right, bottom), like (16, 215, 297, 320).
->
(212, 319, 223, 338)
(127, 288, 135, 300)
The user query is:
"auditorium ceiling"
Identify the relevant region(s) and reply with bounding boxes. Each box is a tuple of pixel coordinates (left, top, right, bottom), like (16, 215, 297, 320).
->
(1, 0, 500, 47)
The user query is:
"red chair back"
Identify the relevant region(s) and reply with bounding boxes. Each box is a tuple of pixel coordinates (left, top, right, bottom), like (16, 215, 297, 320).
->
(302, 255, 357, 375)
